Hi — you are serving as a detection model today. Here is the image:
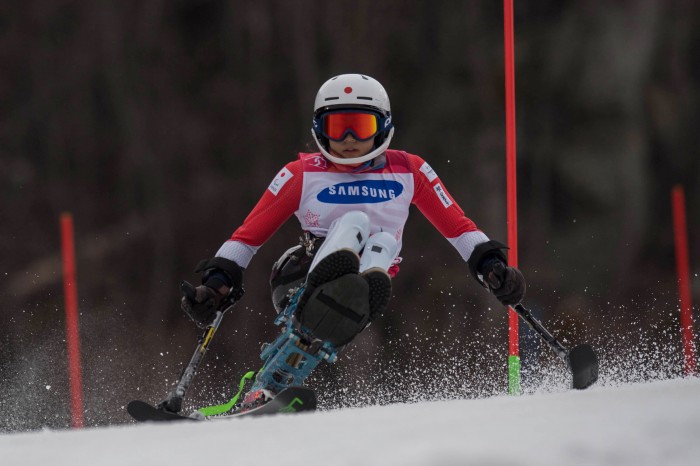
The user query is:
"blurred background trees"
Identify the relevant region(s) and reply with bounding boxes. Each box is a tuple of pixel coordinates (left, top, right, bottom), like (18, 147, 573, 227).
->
(1, 0, 698, 430)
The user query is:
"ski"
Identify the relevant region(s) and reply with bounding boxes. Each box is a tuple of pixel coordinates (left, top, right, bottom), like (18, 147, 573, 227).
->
(225, 386, 316, 418)
(127, 400, 197, 422)
(127, 387, 316, 423)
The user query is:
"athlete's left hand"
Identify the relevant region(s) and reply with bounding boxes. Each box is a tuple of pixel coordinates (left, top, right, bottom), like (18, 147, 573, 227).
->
(480, 258, 526, 306)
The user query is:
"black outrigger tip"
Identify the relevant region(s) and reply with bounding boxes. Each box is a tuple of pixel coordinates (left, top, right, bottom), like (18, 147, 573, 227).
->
(127, 400, 197, 422)
(569, 344, 599, 390)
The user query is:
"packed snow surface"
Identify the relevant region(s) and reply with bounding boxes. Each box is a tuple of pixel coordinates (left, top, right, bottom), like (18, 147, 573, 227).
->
(2, 377, 699, 466)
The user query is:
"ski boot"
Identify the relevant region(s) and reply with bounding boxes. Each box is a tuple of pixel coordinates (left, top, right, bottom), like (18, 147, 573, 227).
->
(360, 267, 392, 321)
(295, 248, 360, 312)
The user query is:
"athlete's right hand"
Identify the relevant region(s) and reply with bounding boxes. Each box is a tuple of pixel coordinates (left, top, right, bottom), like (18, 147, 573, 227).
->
(180, 281, 224, 328)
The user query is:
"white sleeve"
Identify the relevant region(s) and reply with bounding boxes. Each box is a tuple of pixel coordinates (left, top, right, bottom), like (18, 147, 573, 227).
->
(215, 240, 260, 268)
(446, 231, 490, 263)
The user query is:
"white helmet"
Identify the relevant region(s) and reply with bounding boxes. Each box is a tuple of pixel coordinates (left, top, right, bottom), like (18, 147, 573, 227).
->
(311, 74, 395, 165)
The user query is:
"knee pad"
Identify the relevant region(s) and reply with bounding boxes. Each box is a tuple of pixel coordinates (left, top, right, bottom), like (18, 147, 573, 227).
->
(359, 232, 398, 273)
(309, 211, 370, 273)
(297, 273, 370, 347)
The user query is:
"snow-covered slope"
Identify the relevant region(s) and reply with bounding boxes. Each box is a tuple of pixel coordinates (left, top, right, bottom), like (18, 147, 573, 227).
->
(2, 377, 699, 466)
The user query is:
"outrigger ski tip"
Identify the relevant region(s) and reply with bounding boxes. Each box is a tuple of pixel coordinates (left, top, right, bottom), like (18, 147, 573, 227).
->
(127, 400, 197, 422)
(127, 387, 317, 423)
(512, 303, 600, 391)
(569, 343, 599, 390)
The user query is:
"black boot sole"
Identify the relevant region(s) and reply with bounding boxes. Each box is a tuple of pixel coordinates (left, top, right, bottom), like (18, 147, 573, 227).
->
(297, 249, 360, 311)
(361, 268, 392, 321)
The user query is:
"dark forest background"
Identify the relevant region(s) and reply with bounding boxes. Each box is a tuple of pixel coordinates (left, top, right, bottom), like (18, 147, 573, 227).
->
(1, 0, 699, 431)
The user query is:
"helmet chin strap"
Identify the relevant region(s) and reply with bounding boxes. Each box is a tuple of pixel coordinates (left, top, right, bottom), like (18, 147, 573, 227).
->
(311, 127, 395, 166)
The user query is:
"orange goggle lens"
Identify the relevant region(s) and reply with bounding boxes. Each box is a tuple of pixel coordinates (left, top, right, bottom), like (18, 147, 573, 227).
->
(322, 112, 379, 141)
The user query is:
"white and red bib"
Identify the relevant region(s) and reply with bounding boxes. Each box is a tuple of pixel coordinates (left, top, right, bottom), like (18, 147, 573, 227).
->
(216, 150, 488, 270)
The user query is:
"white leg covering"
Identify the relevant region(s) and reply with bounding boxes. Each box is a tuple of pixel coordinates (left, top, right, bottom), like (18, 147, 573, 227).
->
(359, 232, 398, 273)
(309, 211, 370, 273)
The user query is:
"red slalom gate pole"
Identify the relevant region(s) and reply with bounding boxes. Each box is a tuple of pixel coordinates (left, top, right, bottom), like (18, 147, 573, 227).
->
(671, 186, 696, 375)
(60, 213, 85, 428)
(503, 0, 520, 394)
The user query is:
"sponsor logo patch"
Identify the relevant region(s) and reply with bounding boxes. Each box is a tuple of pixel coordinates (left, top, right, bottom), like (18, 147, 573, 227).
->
(433, 183, 453, 208)
(310, 155, 327, 169)
(268, 167, 293, 196)
(420, 161, 438, 182)
(317, 180, 403, 204)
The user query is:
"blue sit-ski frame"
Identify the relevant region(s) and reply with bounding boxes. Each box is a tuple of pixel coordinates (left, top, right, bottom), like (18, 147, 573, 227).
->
(251, 288, 338, 394)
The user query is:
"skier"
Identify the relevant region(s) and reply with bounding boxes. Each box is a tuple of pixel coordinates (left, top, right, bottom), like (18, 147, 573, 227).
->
(180, 74, 526, 412)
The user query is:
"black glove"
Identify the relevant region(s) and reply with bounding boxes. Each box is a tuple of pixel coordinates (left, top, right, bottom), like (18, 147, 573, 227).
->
(180, 281, 224, 328)
(479, 257, 526, 306)
(467, 240, 526, 306)
(180, 256, 245, 328)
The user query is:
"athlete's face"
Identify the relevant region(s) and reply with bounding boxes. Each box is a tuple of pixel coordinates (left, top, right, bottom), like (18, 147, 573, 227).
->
(328, 134, 374, 160)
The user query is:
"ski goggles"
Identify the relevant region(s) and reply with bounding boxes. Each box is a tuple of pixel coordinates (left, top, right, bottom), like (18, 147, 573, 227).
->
(319, 111, 380, 142)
